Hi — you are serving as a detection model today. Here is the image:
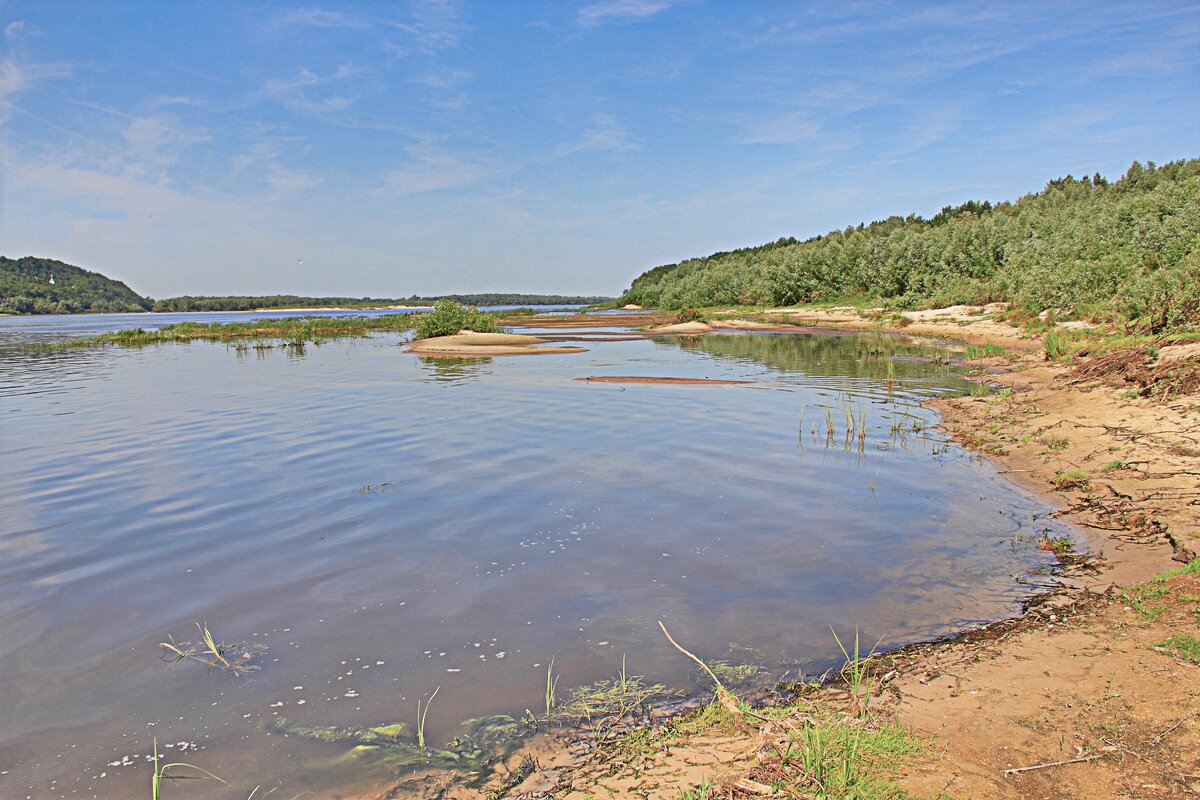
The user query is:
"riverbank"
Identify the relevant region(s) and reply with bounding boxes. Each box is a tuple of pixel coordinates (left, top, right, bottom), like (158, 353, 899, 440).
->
(370, 308, 1199, 800)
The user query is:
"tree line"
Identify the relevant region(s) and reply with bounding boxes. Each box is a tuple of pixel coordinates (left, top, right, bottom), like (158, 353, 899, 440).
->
(621, 159, 1200, 333)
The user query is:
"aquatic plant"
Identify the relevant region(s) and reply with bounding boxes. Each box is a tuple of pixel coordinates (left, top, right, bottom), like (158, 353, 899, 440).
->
(150, 737, 225, 799)
(159, 623, 266, 676)
(417, 685, 440, 751)
(544, 656, 560, 724)
(558, 655, 673, 725)
(264, 714, 523, 775)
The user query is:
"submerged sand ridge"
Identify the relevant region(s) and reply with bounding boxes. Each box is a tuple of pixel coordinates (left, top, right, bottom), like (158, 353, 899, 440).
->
(407, 329, 588, 357)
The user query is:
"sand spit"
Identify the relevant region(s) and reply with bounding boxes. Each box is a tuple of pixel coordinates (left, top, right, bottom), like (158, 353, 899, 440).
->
(647, 320, 713, 333)
(407, 330, 587, 357)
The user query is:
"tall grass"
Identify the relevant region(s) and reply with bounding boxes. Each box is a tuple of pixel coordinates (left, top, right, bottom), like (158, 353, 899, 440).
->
(830, 626, 883, 718)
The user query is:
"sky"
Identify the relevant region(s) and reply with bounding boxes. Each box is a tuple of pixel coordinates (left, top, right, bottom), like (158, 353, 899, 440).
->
(0, 1, 1197, 298)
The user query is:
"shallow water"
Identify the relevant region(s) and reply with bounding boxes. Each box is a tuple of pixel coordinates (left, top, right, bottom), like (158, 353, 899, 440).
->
(0, 314, 1073, 798)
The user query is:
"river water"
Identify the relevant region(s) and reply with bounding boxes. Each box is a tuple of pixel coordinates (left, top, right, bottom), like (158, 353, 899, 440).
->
(0, 312, 1073, 798)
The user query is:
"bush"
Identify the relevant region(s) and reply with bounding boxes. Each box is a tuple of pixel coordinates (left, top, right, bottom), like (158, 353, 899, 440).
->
(414, 300, 501, 339)
(673, 306, 707, 324)
(1115, 251, 1200, 333)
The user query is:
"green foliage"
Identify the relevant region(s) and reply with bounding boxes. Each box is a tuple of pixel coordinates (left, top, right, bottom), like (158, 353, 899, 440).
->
(673, 306, 707, 324)
(414, 300, 502, 339)
(621, 159, 1200, 333)
(57, 314, 417, 347)
(0, 256, 151, 314)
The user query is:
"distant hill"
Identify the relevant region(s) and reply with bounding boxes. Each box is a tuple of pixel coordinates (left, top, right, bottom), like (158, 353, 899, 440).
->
(0, 256, 152, 314)
(150, 293, 612, 312)
(0, 255, 612, 315)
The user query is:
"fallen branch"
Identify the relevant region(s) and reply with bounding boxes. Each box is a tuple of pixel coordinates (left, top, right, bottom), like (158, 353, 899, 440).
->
(1003, 749, 1111, 776)
(657, 620, 771, 726)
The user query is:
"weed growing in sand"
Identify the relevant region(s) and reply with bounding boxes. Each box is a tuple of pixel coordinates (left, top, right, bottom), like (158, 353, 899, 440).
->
(1151, 633, 1200, 664)
(1042, 435, 1071, 451)
(679, 778, 714, 799)
(1101, 460, 1127, 473)
(777, 718, 921, 798)
(1123, 560, 1200, 621)
(830, 627, 883, 718)
(1050, 469, 1090, 491)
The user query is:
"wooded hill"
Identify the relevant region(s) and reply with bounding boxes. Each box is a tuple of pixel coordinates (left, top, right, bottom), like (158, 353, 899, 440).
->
(0, 256, 152, 314)
(622, 159, 1200, 333)
(0, 255, 610, 315)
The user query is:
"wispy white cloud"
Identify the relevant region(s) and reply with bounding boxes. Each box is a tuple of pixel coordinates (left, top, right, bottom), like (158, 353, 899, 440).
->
(5, 20, 41, 40)
(378, 140, 496, 195)
(736, 111, 821, 145)
(551, 114, 638, 158)
(408, 67, 472, 90)
(275, 7, 371, 30)
(577, 0, 683, 27)
(260, 64, 360, 113)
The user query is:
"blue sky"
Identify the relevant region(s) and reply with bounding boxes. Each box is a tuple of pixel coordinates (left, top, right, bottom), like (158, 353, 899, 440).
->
(1, 1, 1197, 298)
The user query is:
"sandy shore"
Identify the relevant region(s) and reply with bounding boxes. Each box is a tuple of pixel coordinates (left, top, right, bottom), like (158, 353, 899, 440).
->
(359, 309, 1199, 799)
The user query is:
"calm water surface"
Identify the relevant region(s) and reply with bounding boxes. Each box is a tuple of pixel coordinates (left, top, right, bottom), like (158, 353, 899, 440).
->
(0, 313, 1073, 798)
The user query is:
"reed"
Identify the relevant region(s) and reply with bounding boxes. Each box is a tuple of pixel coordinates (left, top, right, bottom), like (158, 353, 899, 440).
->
(150, 737, 225, 799)
(416, 686, 440, 751)
(544, 657, 559, 724)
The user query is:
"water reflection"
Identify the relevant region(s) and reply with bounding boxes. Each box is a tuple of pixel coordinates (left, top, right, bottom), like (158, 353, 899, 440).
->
(416, 355, 493, 383)
(0, 323, 1075, 799)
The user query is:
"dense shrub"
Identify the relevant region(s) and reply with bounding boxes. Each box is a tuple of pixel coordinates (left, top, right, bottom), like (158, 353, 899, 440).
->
(414, 300, 501, 339)
(621, 159, 1200, 332)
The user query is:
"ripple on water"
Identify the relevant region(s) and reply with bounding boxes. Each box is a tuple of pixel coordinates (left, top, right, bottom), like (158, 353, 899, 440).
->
(0, 321, 1073, 798)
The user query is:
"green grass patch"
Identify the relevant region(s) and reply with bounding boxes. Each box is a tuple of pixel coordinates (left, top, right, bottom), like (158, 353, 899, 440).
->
(1151, 633, 1200, 664)
(1050, 469, 1090, 491)
(964, 342, 1005, 358)
(1122, 560, 1200, 621)
(769, 717, 924, 800)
